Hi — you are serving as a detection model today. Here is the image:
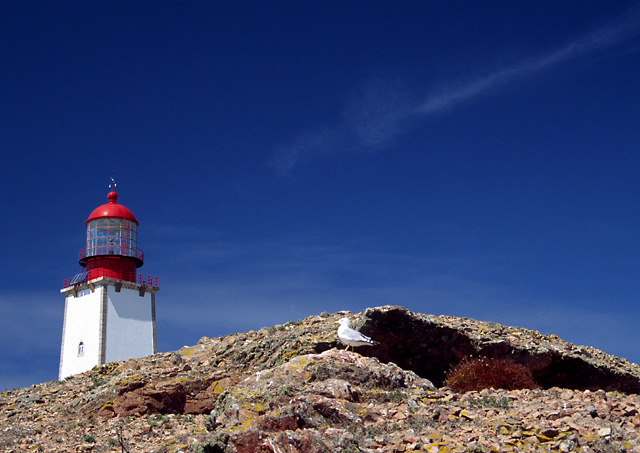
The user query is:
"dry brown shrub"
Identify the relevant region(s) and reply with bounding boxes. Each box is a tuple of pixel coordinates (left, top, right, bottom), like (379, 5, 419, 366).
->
(444, 358, 539, 393)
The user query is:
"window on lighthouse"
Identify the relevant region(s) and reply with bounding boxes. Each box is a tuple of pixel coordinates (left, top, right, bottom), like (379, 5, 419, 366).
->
(78, 341, 85, 357)
(86, 218, 137, 258)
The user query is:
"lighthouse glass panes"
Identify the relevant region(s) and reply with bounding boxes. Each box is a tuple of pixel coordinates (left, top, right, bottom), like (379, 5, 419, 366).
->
(86, 218, 137, 258)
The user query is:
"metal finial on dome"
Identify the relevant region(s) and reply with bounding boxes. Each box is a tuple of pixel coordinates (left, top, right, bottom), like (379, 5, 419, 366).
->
(109, 173, 117, 191)
(108, 172, 118, 203)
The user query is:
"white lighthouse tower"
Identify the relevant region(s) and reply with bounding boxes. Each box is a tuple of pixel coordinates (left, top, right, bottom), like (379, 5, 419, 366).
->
(59, 185, 158, 379)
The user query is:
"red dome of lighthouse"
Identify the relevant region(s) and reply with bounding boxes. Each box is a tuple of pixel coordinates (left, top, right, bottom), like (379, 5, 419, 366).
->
(79, 190, 144, 282)
(86, 191, 138, 225)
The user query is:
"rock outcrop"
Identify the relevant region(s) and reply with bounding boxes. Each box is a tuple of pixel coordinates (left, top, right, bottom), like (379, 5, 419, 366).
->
(359, 306, 640, 392)
(2, 305, 640, 452)
(209, 349, 436, 453)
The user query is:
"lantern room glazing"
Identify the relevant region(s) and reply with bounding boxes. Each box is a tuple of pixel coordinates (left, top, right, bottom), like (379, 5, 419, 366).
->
(85, 217, 138, 260)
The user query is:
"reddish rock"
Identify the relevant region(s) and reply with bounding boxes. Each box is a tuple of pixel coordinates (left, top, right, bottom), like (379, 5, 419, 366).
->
(232, 430, 269, 453)
(183, 394, 217, 415)
(113, 388, 164, 416)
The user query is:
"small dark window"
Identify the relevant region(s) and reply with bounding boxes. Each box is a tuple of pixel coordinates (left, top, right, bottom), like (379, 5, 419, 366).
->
(78, 341, 85, 357)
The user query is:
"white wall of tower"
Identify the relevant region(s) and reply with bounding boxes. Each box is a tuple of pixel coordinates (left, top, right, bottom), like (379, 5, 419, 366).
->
(59, 278, 158, 380)
(105, 288, 156, 363)
(58, 287, 104, 379)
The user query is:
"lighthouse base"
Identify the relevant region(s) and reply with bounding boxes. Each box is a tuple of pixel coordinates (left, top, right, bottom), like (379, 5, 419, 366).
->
(58, 277, 158, 380)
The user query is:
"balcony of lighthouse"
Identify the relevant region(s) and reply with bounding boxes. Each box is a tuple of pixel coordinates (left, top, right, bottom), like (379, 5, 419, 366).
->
(63, 270, 158, 289)
(78, 244, 144, 266)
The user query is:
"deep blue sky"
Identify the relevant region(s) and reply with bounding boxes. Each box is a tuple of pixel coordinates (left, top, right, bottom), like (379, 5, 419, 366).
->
(2, 1, 640, 391)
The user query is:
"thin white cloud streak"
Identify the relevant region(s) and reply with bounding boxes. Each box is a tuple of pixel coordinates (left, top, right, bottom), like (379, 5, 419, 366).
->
(271, 126, 352, 176)
(272, 6, 640, 175)
(418, 7, 640, 115)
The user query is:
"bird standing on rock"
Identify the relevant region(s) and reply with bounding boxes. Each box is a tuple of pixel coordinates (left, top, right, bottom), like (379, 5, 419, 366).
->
(335, 317, 377, 351)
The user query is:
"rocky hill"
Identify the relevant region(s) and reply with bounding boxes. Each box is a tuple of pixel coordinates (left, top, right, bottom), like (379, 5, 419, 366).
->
(2, 305, 640, 452)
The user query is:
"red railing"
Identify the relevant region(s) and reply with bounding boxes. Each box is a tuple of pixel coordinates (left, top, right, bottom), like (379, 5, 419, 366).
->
(79, 246, 144, 263)
(138, 274, 158, 287)
(63, 270, 158, 288)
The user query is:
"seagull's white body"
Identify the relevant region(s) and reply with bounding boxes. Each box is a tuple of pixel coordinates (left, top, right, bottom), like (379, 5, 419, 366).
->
(335, 317, 375, 349)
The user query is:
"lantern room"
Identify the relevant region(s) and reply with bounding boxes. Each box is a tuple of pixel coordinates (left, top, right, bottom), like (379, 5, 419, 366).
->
(79, 191, 144, 282)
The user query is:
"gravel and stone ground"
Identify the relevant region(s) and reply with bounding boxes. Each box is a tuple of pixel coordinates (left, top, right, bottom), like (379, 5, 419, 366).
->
(2, 306, 640, 452)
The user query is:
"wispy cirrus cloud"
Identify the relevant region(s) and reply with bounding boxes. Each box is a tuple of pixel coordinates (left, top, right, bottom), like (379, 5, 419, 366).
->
(418, 6, 640, 115)
(271, 6, 640, 175)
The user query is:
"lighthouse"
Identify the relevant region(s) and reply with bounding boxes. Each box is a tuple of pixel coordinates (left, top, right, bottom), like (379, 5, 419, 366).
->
(59, 186, 158, 380)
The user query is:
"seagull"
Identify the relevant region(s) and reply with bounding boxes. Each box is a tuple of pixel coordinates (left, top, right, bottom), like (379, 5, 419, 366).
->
(335, 317, 376, 351)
